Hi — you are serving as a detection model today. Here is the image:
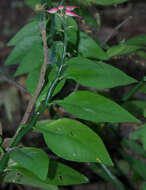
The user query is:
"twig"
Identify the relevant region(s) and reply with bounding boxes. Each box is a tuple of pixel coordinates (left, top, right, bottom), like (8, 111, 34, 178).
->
(0, 72, 29, 95)
(102, 16, 133, 46)
(15, 184, 24, 190)
(74, 83, 80, 92)
(20, 24, 49, 125)
(122, 78, 144, 102)
(0, 24, 50, 177)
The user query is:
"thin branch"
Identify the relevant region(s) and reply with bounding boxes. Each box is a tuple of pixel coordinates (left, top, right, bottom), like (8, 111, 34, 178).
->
(20, 24, 49, 125)
(74, 83, 80, 92)
(15, 184, 24, 190)
(102, 16, 133, 46)
(0, 72, 29, 95)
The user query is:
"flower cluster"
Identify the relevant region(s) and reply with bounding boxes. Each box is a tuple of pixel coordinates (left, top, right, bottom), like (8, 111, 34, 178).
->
(47, 5, 81, 18)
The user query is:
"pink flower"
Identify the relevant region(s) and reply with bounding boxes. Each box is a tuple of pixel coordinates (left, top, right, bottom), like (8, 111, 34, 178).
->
(65, 10, 80, 18)
(58, 5, 64, 10)
(66, 6, 78, 11)
(47, 8, 58, 13)
(46, 5, 81, 18)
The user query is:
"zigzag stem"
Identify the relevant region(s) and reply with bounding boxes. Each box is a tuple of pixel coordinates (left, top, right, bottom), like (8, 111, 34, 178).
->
(0, 12, 68, 177)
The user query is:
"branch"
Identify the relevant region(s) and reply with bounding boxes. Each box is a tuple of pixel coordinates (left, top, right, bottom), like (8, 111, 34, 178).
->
(20, 24, 49, 125)
(102, 16, 133, 46)
(0, 72, 30, 95)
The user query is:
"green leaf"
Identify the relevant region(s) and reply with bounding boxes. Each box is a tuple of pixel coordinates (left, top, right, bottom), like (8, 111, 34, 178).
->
(25, 0, 39, 9)
(53, 91, 140, 123)
(35, 118, 113, 165)
(107, 43, 142, 57)
(93, 0, 128, 5)
(66, 17, 78, 45)
(15, 44, 43, 76)
(121, 151, 146, 180)
(125, 35, 146, 46)
(72, 0, 127, 6)
(130, 124, 146, 150)
(78, 32, 109, 60)
(7, 21, 40, 46)
(78, 8, 100, 28)
(141, 182, 146, 190)
(46, 159, 88, 185)
(122, 100, 146, 118)
(6, 159, 88, 186)
(138, 83, 146, 93)
(35, 119, 53, 129)
(117, 160, 130, 175)
(6, 36, 41, 65)
(136, 51, 146, 59)
(10, 147, 49, 180)
(122, 138, 146, 158)
(1, 167, 58, 190)
(63, 57, 136, 89)
(26, 68, 40, 95)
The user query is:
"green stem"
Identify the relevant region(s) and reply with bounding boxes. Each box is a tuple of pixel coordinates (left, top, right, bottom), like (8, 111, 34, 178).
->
(46, 17, 67, 103)
(0, 15, 68, 176)
(59, 0, 65, 6)
(101, 163, 126, 190)
(0, 154, 9, 174)
(122, 78, 144, 102)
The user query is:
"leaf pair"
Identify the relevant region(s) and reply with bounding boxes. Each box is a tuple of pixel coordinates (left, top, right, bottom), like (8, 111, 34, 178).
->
(5, 146, 88, 188)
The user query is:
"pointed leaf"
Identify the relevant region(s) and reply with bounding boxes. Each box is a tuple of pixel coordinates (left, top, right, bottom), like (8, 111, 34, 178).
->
(1, 167, 58, 190)
(15, 44, 43, 76)
(79, 32, 109, 60)
(107, 43, 142, 57)
(7, 21, 40, 46)
(64, 57, 136, 89)
(54, 91, 140, 123)
(46, 159, 88, 185)
(10, 147, 49, 180)
(6, 36, 41, 65)
(35, 118, 113, 165)
(6, 159, 88, 186)
(125, 35, 146, 46)
(123, 100, 146, 118)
